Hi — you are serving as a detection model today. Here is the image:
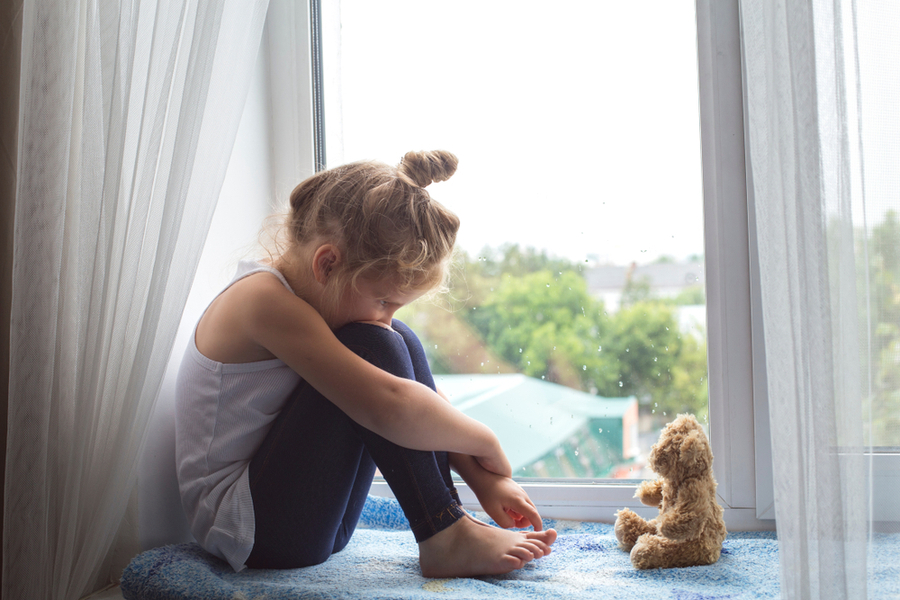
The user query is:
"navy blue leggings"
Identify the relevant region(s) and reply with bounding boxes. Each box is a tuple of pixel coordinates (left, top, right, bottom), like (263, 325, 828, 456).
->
(245, 320, 464, 569)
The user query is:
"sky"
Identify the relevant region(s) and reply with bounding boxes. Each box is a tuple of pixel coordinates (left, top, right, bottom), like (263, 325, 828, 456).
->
(322, 0, 706, 266)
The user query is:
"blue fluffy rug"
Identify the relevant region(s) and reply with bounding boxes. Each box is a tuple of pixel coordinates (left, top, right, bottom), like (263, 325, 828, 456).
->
(121, 495, 897, 600)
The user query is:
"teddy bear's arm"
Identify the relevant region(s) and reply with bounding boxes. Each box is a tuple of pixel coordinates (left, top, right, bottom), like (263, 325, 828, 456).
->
(635, 479, 664, 507)
(657, 479, 706, 540)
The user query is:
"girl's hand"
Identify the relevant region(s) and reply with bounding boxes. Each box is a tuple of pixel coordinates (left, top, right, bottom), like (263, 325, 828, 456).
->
(472, 470, 543, 531)
(450, 451, 543, 530)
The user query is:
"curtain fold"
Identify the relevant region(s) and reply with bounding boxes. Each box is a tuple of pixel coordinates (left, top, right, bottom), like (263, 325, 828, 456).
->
(741, 0, 898, 598)
(3, 0, 270, 598)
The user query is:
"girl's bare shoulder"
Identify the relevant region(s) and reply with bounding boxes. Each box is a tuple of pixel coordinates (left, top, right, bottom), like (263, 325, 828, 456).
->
(195, 271, 299, 364)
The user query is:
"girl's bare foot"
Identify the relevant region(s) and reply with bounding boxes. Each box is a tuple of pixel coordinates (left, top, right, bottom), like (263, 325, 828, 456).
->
(418, 513, 557, 578)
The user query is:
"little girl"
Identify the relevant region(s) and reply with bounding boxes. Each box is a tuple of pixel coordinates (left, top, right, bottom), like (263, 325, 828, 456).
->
(175, 150, 557, 577)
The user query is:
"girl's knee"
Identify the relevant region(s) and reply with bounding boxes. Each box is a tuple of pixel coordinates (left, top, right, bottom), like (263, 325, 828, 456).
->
(334, 321, 403, 347)
(334, 322, 413, 375)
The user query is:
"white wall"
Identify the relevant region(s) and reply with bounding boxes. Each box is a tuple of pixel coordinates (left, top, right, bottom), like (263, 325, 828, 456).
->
(137, 47, 275, 550)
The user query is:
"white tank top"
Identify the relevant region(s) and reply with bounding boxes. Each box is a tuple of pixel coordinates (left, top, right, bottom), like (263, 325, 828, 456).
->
(175, 260, 302, 572)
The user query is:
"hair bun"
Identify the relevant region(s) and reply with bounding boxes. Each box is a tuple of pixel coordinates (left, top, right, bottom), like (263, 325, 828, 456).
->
(398, 150, 458, 188)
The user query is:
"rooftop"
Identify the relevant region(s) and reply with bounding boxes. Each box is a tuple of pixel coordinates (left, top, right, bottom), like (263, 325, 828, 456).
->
(585, 261, 705, 291)
(435, 373, 637, 476)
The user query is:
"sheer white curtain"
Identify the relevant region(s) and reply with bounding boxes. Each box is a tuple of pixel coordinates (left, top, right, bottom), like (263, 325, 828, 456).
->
(3, 0, 270, 598)
(741, 1, 898, 598)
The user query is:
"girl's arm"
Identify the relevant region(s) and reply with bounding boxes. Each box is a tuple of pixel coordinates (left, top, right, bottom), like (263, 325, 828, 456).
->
(245, 278, 511, 476)
(430, 388, 543, 530)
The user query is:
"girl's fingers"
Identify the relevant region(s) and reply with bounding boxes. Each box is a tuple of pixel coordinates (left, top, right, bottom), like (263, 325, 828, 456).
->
(507, 509, 530, 529)
(514, 500, 543, 531)
(492, 507, 515, 528)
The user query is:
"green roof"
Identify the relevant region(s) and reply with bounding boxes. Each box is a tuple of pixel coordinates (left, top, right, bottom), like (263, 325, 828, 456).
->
(434, 374, 636, 475)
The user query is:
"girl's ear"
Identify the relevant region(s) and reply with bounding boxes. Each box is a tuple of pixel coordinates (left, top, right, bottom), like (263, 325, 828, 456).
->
(312, 244, 341, 284)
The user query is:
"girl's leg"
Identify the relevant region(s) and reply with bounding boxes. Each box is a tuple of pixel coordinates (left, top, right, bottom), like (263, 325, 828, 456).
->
(389, 319, 460, 500)
(246, 321, 463, 569)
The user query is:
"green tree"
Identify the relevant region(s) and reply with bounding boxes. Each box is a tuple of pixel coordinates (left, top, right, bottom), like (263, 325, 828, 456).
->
(442, 243, 710, 426)
(470, 243, 584, 279)
(669, 285, 705, 306)
(468, 270, 610, 390)
(620, 275, 653, 307)
(598, 301, 708, 420)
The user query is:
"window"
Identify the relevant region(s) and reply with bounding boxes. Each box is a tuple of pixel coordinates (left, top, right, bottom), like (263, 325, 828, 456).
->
(315, 0, 768, 527)
(324, 0, 707, 483)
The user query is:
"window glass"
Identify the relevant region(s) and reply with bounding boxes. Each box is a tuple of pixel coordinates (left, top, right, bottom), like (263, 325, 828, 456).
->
(322, 0, 708, 479)
(858, 2, 900, 448)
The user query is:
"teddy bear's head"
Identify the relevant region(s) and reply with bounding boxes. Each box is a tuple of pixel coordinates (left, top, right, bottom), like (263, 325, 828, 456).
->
(647, 414, 713, 481)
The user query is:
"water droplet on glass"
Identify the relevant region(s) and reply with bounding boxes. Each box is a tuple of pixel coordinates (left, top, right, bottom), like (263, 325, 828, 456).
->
(583, 365, 587, 370)
(618, 381, 623, 387)
(598, 428, 604, 433)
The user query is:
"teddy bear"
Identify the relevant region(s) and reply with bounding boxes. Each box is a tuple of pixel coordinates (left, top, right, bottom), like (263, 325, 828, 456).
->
(614, 414, 726, 569)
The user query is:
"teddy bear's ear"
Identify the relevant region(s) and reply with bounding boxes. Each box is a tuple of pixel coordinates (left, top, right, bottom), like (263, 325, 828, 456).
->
(679, 429, 711, 476)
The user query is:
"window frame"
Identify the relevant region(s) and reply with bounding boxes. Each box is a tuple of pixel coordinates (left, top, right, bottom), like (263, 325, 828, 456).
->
(314, 0, 774, 530)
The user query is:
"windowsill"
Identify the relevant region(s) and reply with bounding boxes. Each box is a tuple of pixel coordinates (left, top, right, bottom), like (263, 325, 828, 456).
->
(369, 479, 775, 532)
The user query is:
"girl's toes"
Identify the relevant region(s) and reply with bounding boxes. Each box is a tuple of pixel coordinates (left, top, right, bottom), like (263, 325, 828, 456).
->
(521, 541, 543, 558)
(509, 546, 534, 562)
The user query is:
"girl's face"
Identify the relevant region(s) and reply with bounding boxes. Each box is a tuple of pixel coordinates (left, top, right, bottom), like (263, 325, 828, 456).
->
(329, 277, 425, 330)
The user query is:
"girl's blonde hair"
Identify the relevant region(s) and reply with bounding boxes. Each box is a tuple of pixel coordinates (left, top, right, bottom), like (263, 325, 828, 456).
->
(282, 150, 460, 309)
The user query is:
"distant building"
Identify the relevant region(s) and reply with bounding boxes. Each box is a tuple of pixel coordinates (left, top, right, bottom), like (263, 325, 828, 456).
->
(585, 260, 705, 312)
(435, 374, 639, 479)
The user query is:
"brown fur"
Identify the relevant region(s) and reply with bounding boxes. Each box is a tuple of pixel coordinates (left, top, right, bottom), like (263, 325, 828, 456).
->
(614, 414, 727, 569)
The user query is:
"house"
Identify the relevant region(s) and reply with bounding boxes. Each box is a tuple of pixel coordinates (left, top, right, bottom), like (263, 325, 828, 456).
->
(585, 260, 705, 312)
(436, 374, 639, 479)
